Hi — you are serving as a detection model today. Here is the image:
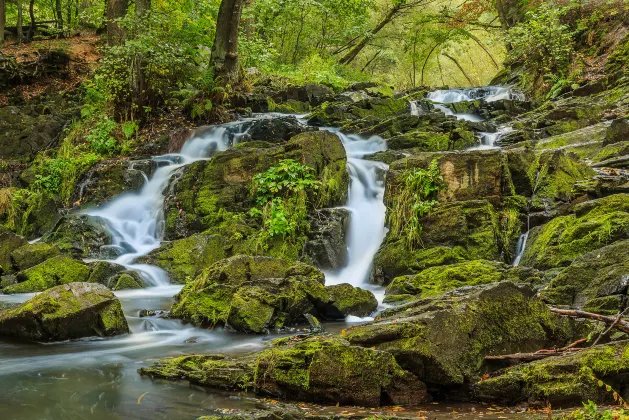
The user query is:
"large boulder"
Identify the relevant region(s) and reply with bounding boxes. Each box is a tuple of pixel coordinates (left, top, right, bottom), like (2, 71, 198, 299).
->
(170, 255, 377, 333)
(323, 283, 378, 319)
(10, 242, 61, 272)
(163, 131, 348, 240)
(342, 282, 584, 390)
(473, 341, 629, 407)
(0, 282, 129, 342)
(42, 214, 112, 258)
(2, 255, 91, 293)
(541, 239, 629, 312)
(139, 336, 428, 407)
(520, 194, 629, 269)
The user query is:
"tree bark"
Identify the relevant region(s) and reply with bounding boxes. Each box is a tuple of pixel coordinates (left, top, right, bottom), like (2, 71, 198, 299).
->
(0, 0, 5, 43)
(135, 0, 150, 17)
(211, 0, 246, 85)
(443, 53, 475, 86)
(56, 0, 64, 29)
(107, 0, 129, 46)
(17, 0, 23, 44)
(27, 0, 34, 42)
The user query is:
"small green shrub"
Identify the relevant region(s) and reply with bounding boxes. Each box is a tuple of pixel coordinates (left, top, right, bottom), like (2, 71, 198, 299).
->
(86, 119, 119, 155)
(251, 159, 320, 206)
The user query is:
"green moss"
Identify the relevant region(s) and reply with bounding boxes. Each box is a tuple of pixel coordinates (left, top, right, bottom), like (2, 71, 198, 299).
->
(111, 273, 145, 290)
(227, 291, 275, 333)
(3, 256, 91, 293)
(10, 243, 61, 271)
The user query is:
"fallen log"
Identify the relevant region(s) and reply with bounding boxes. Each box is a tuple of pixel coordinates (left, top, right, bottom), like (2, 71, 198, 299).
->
(548, 307, 629, 334)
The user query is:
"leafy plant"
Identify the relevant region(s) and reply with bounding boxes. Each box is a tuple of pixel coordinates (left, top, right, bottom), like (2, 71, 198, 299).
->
(86, 119, 119, 155)
(251, 159, 320, 206)
(388, 159, 444, 250)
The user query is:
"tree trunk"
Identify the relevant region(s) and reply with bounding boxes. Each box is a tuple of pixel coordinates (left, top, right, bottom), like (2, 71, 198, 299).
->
(56, 0, 63, 29)
(211, 0, 246, 85)
(27, 0, 34, 41)
(17, 0, 23, 44)
(0, 0, 5, 43)
(135, 0, 150, 17)
(339, 3, 403, 65)
(443, 53, 474, 86)
(107, 0, 128, 46)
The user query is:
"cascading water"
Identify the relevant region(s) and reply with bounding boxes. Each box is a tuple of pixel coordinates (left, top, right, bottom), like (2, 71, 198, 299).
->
(512, 215, 531, 266)
(322, 131, 389, 313)
(473, 126, 513, 150)
(427, 86, 523, 103)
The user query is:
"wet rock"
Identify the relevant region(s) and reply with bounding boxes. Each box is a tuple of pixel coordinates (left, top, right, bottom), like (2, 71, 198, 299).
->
(2, 255, 91, 293)
(472, 341, 629, 406)
(139, 309, 167, 318)
(42, 214, 112, 258)
(520, 194, 629, 269)
(541, 239, 629, 310)
(239, 116, 316, 144)
(605, 118, 629, 145)
(0, 282, 129, 342)
(164, 131, 348, 240)
(343, 282, 585, 391)
(303, 313, 324, 333)
(384, 260, 542, 303)
(109, 271, 147, 290)
(307, 96, 407, 127)
(139, 336, 428, 407)
(303, 208, 349, 270)
(0, 228, 27, 274)
(171, 255, 376, 333)
(72, 158, 155, 208)
(10, 242, 61, 272)
(322, 283, 378, 319)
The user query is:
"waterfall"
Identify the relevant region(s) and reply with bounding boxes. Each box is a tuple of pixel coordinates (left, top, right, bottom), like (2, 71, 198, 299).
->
(472, 126, 513, 150)
(323, 132, 389, 310)
(410, 101, 420, 116)
(427, 86, 523, 103)
(512, 215, 531, 266)
(83, 125, 244, 286)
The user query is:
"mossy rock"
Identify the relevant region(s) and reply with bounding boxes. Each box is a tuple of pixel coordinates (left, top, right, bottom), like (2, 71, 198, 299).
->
(322, 283, 378, 319)
(138, 233, 229, 284)
(520, 194, 629, 269)
(540, 239, 629, 308)
(110, 271, 147, 290)
(139, 336, 428, 407)
(0, 282, 129, 342)
(239, 116, 316, 144)
(472, 341, 629, 407)
(384, 260, 542, 301)
(3, 255, 91, 293)
(42, 214, 112, 258)
(343, 282, 585, 389)
(163, 131, 348, 240)
(170, 255, 328, 332)
(10, 242, 61, 272)
(303, 208, 349, 270)
(0, 227, 27, 275)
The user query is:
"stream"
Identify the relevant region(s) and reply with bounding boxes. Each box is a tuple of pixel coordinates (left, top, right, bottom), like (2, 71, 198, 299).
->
(0, 90, 545, 419)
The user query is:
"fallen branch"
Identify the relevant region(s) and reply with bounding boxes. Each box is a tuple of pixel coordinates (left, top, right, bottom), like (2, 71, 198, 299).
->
(548, 307, 629, 334)
(485, 338, 589, 362)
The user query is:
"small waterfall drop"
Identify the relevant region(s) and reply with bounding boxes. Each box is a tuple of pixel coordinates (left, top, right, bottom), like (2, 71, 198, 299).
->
(84, 125, 240, 286)
(323, 131, 389, 310)
(410, 101, 420, 116)
(512, 215, 531, 266)
(472, 126, 513, 150)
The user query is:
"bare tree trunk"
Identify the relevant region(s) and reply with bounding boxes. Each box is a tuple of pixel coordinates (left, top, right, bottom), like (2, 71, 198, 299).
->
(211, 0, 246, 85)
(27, 0, 34, 42)
(107, 0, 128, 46)
(0, 0, 5, 43)
(56, 0, 64, 29)
(135, 0, 150, 17)
(17, 0, 23, 44)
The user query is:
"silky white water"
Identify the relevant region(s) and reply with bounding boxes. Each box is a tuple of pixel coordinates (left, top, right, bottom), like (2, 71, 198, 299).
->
(427, 86, 523, 103)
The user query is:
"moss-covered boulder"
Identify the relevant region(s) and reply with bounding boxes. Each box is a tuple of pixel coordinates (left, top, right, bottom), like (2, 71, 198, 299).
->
(541, 239, 629, 311)
(42, 214, 112, 258)
(139, 336, 427, 407)
(3, 255, 91, 293)
(384, 260, 542, 302)
(171, 255, 376, 332)
(240, 116, 316, 144)
(0, 227, 27, 274)
(472, 341, 629, 407)
(10, 242, 61, 272)
(342, 282, 583, 390)
(322, 284, 378, 319)
(520, 194, 629, 269)
(0, 282, 129, 342)
(138, 233, 229, 284)
(109, 271, 146, 290)
(163, 131, 348, 240)
(374, 200, 501, 285)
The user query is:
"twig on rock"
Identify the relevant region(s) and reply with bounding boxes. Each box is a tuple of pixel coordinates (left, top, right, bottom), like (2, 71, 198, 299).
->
(548, 307, 629, 334)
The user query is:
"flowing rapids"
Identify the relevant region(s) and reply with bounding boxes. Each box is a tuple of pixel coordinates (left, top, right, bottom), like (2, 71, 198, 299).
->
(0, 114, 391, 418)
